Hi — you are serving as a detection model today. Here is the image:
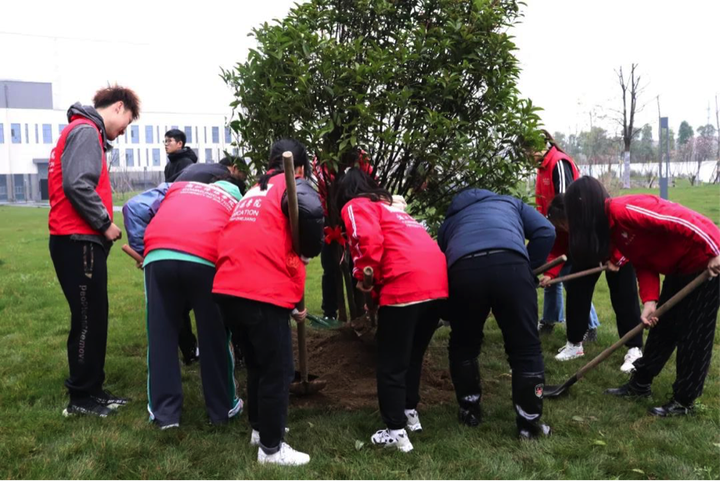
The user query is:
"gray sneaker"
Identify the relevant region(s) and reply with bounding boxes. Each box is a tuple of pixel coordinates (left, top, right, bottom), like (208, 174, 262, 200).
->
(538, 322, 555, 335)
(583, 328, 598, 343)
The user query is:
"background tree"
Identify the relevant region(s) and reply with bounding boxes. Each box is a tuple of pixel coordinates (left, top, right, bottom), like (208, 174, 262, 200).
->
(614, 64, 644, 188)
(221, 0, 543, 233)
(678, 120, 694, 146)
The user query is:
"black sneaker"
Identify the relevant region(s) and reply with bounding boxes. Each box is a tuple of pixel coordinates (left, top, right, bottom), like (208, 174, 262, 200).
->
(649, 398, 694, 417)
(183, 347, 200, 366)
(91, 390, 131, 409)
(63, 397, 115, 418)
(538, 322, 555, 335)
(605, 380, 651, 398)
(583, 328, 598, 343)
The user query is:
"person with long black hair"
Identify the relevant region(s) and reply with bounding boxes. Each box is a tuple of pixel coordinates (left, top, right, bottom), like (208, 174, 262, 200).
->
(438, 188, 555, 439)
(564, 176, 720, 416)
(213, 139, 324, 466)
(542, 194, 644, 371)
(336, 168, 448, 453)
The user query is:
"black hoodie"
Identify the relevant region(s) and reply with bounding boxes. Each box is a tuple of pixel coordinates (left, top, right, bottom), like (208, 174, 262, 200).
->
(164, 147, 198, 182)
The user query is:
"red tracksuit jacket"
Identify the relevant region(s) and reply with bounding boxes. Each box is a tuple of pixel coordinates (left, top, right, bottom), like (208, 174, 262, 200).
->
(607, 195, 720, 303)
(341, 197, 448, 306)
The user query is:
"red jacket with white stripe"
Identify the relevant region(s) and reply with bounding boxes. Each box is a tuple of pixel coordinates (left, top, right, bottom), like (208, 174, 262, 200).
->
(535, 146, 579, 216)
(144, 182, 238, 263)
(341, 197, 448, 306)
(607, 195, 720, 303)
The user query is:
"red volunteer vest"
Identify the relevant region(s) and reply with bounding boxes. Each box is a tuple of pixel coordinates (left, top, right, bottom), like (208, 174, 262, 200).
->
(144, 182, 238, 263)
(535, 145, 580, 216)
(48, 117, 113, 235)
(213, 174, 304, 309)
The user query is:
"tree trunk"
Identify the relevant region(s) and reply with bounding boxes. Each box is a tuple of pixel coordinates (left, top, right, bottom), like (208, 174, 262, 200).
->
(622, 150, 631, 188)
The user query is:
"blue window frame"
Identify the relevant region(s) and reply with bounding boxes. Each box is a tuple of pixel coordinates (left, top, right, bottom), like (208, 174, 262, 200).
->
(126, 149, 134, 167)
(156, 126, 160, 144)
(11, 123, 21, 143)
(152, 148, 161, 166)
(145, 125, 154, 144)
(110, 149, 119, 166)
(204, 126, 207, 144)
(225, 127, 232, 143)
(25, 124, 29, 144)
(171, 125, 178, 130)
(130, 125, 139, 144)
(42, 124, 52, 144)
(0, 123, 4, 144)
(205, 148, 213, 163)
(211, 127, 219, 144)
(34, 124, 39, 143)
(58, 124, 67, 136)
(184, 126, 192, 144)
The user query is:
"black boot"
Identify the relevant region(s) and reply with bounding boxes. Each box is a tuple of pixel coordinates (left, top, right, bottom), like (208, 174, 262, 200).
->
(649, 398, 694, 417)
(449, 358, 482, 427)
(605, 374, 651, 398)
(513, 371, 551, 439)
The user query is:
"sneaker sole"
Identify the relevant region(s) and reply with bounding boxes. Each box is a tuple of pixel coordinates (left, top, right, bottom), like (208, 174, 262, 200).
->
(407, 425, 423, 433)
(62, 408, 110, 418)
(555, 354, 584, 361)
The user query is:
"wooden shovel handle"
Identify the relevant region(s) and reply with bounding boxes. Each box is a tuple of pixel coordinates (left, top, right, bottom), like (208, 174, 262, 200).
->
(283, 152, 304, 313)
(576, 270, 711, 380)
(363, 267, 374, 289)
(533, 255, 567, 276)
(545, 265, 608, 286)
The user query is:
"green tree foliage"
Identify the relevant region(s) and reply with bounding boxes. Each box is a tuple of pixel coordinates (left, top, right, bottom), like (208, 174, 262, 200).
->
(678, 121, 694, 146)
(221, 0, 543, 229)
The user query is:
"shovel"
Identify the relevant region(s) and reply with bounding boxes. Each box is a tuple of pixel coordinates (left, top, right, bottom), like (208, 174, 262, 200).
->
(544, 270, 712, 398)
(541, 264, 608, 287)
(349, 267, 377, 341)
(533, 255, 567, 276)
(282, 151, 327, 396)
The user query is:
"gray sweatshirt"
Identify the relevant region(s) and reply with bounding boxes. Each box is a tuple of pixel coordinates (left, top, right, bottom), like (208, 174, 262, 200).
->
(61, 103, 113, 250)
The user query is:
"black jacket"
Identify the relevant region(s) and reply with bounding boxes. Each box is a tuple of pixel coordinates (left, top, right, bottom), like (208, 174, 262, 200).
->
(164, 147, 198, 181)
(174, 163, 232, 184)
(281, 178, 325, 259)
(438, 188, 555, 269)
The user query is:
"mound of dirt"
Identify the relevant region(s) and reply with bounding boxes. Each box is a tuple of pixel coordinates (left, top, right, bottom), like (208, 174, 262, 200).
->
(290, 326, 455, 410)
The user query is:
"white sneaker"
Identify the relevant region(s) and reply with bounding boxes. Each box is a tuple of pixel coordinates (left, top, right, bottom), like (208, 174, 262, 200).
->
(250, 427, 290, 446)
(405, 409, 422, 433)
(555, 342, 584, 361)
(371, 428, 414, 453)
(620, 347, 643, 373)
(257, 442, 310, 466)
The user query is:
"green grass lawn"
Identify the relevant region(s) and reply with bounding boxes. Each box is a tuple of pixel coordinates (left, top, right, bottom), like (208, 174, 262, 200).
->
(0, 182, 719, 479)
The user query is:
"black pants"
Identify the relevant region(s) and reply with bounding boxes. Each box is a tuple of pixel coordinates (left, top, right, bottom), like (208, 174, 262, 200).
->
(215, 295, 293, 454)
(565, 263, 643, 347)
(447, 252, 544, 373)
(49, 236, 109, 400)
(320, 242, 339, 318)
(376, 301, 441, 429)
(178, 309, 198, 362)
(145, 261, 238, 426)
(633, 274, 719, 404)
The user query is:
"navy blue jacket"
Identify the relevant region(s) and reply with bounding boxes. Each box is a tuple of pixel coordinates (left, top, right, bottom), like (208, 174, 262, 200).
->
(438, 189, 555, 269)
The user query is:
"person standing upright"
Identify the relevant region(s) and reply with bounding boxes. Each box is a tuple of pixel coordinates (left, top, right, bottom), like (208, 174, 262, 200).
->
(48, 85, 140, 417)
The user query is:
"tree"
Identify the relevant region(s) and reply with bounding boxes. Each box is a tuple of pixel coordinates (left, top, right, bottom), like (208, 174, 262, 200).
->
(631, 123, 655, 165)
(678, 121, 693, 146)
(614, 64, 644, 188)
(696, 124, 717, 163)
(221, 0, 543, 233)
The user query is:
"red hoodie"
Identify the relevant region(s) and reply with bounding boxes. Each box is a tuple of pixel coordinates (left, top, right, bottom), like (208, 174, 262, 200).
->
(341, 197, 448, 306)
(607, 195, 720, 303)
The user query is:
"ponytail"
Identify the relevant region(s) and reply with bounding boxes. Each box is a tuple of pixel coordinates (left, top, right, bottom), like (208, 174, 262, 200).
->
(258, 138, 310, 190)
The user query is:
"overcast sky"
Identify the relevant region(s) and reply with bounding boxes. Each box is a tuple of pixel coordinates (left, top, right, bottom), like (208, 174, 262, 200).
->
(1, 0, 717, 137)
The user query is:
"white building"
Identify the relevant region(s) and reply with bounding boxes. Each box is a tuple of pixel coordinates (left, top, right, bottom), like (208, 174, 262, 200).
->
(0, 80, 236, 202)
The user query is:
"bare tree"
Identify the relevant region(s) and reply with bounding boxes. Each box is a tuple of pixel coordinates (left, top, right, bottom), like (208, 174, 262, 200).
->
(615, 64, 644, 188)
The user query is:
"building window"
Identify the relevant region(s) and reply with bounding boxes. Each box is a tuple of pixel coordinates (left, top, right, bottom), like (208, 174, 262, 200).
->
(25, 124, 29, 144)
(195, 127, 198, 145)
(11, 123, 21, 143)
(35, 124, 39, 143)
(130, 125, 139, 144)
(192, 148, 199, 159)
(171, 125, 178, 131)
(156, 126, 160, 144)
(0, 175, 7, 201)
(110, 149, 120, 166)
(14, 174, 25, 201)
(126, 149, 134, 167)
(58, 124, 67, 136)
(42, 124, 52, 144)
(0, 123, 4, 144)
(225, 127, 232, 143)
(152, 148, 161, 166)
(184, 126, 193, 144)
(204, 126, 207, 144)
(212, 127, 219, 144)
(205, 148, 213, 163)
(145, 125, 154, 144)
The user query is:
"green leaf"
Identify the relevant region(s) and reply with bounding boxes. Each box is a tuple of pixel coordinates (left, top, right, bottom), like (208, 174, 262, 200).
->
(631, 469, 645, 475)
(354, 440, 364, 451)
(571, 416, 584, 422)
(593, 440, 607, 446)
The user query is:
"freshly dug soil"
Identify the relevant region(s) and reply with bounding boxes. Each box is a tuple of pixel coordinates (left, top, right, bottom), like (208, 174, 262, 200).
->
(290, 325, 455, 410)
